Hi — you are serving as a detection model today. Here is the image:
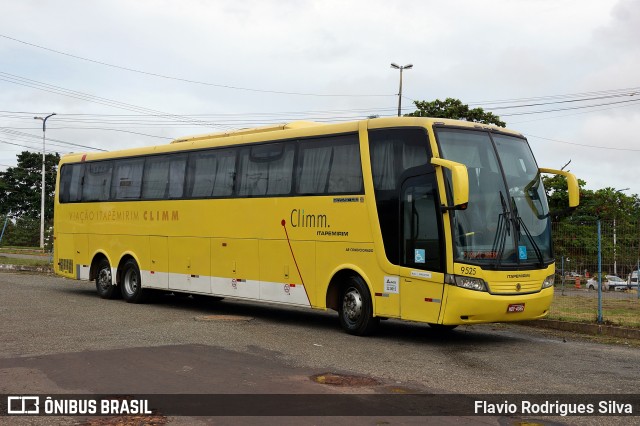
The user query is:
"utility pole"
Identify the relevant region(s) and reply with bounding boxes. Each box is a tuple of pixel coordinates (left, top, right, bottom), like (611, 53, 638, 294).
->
(34, 113, 56, 249)
(390, 63, 413, 117)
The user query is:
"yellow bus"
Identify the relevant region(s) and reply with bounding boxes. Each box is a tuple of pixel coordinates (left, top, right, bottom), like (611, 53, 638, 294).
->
(54, 117, 579, 335)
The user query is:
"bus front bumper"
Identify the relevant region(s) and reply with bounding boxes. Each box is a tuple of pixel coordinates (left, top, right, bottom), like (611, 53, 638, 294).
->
(440, 286, 554, 325)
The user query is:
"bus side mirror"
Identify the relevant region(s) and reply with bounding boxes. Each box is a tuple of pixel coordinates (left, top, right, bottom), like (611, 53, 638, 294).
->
(431, 157, 469, 210)
(539, 168, 580, 208)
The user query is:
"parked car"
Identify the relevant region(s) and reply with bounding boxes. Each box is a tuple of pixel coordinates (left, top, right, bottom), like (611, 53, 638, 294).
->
(604, 275, 628, 291)
(627, 271, 638, 289)
(586, 278, 609, 291)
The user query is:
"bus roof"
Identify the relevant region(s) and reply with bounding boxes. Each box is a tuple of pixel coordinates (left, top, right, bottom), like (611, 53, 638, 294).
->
(58, 117, 523, 164)
(170, 121, 324, 144)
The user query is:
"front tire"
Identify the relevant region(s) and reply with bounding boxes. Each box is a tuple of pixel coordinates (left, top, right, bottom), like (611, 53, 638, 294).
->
(95, 259, 118, 299)
(120, 259, 145, 303)
(338, 276, 379, 336)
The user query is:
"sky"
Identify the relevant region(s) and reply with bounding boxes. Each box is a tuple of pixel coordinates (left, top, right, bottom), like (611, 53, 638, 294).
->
(1, 0, 639, 195)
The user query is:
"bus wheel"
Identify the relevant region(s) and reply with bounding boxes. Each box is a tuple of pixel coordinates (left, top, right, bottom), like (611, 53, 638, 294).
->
(95, 259, 118, 299)
(120, 259, 145, 303)
(338, 276, 379, 336)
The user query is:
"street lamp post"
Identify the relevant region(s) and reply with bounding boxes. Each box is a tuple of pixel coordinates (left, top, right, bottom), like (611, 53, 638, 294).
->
(613, 187, 629, 276)
(34, 113, 56, 249)
(390, 63, 413, 117)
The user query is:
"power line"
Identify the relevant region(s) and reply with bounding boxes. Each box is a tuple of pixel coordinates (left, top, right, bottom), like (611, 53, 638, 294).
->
(486, 91, 639, 110)
(0, 128, 108, 151)
(0, 71, 228, 130)
(0, 138, 71, 154)
(509, 98, 640, 124)
(525, 134, 640, 152)
(0, 33, 394, 98)
(499, 98, 640, 117)
(39, 127, 174, 140)
(0, 105, 400, 122)
(469, 86, 640, 106)
(0, 159, 60, 176)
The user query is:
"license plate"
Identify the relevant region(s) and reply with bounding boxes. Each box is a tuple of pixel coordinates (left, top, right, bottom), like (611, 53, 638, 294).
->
(507, 303, 525, 313)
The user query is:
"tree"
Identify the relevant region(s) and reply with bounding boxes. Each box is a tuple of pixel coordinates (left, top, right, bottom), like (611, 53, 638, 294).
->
(405, 98, 506, 127)
(543, 174, 640, 223)
(544, 175, 640, 276)
(0, 217, 40, 247)
(542, 174, 588, 221)
(0, 151, 60, 221)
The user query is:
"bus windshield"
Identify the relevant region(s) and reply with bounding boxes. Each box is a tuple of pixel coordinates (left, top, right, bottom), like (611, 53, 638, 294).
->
(436, 128, 552, 268)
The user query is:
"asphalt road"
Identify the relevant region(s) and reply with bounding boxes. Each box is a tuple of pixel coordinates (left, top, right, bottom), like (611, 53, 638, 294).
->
(1, 272, 639, 425)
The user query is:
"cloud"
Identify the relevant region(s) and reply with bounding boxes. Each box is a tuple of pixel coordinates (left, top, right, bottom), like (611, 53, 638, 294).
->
(0, 0, 637, 196)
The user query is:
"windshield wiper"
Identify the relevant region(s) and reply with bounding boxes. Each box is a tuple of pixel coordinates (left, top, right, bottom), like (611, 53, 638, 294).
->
(511, 196, 544, 266)
(491, 191, 511, 268)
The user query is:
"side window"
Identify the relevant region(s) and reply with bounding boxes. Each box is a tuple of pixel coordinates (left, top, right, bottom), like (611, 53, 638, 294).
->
(327, 142, 362, 193)
(237, 143, 295, 196)
(401, 174, 443, 272)
(82, 161, 113, 202)
(186, 148, 237, 198)
(369, 128, 431, 191)
(368, 128, 431, 265)
(111, 158, 144, 200)
(168, 156, 187, 198)
(142, 154, 187, 199)
(59, 163, 84, 203)
(296, 134, 363, 194)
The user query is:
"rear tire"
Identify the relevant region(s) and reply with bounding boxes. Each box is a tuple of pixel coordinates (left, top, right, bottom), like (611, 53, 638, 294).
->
(338, 276, 379, 336)
(120, 259, 145, 303)
(95, 259, 118, 299)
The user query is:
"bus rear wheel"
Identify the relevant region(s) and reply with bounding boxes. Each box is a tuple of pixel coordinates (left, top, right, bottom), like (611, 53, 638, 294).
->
(338, 276, 379, 336)
(95, 259, 118, 299)
(120, 259, 145, 303)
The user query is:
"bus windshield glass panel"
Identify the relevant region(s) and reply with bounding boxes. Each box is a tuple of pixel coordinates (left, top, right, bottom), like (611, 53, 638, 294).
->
(437, 128, 552, 268)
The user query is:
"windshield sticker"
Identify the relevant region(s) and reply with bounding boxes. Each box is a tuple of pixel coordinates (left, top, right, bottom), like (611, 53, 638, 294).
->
(414, 249, 426, 264)
(464, 250, 498, 260)
(518, 246, 528, 260)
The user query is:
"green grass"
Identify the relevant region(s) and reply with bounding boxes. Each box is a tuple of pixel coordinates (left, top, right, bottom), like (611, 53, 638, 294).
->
(549, 292, 640, 327)
(0, 247, 47, 256)
(0, 255, 51, 267)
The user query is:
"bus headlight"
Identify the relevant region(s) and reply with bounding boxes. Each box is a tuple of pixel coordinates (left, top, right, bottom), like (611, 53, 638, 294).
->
(446, 274, 488, 292)
(542, 274, 555, 289)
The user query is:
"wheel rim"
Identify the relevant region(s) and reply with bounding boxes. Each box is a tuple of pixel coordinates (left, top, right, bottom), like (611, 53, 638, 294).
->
(124, 268, 139, 295)
(342, 287, 363, 325)
(97, 267, 111, 291)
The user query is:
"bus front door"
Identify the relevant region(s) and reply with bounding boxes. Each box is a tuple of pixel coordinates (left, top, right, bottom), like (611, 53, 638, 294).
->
(399, 174, 445, 323)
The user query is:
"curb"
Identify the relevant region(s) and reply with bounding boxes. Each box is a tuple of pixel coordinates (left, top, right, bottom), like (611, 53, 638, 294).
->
(524, 319, 640, 340)
(0, 263, 53, 274)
